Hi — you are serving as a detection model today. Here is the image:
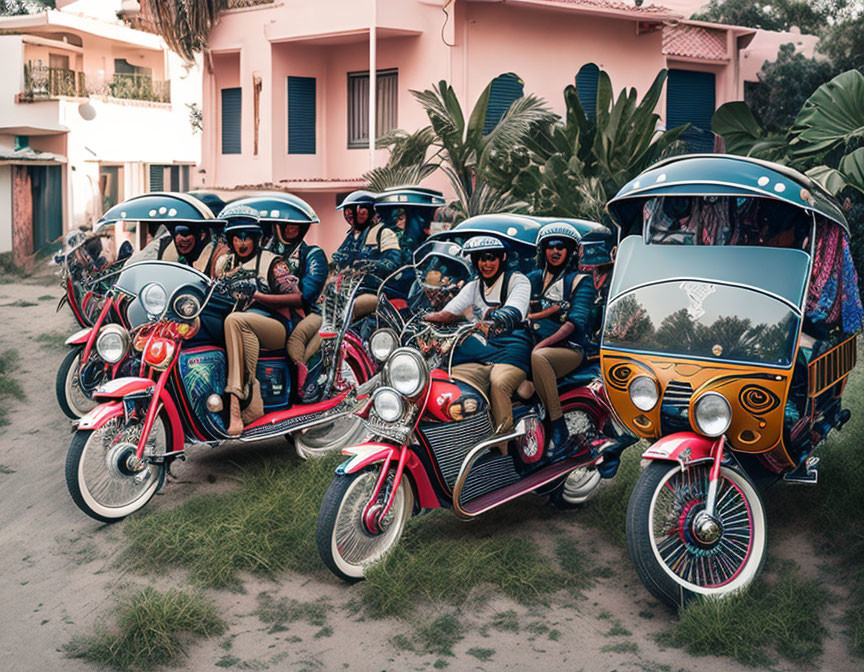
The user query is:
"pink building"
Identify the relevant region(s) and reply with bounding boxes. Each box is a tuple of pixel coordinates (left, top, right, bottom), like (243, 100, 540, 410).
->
(198, 0, 803, 253)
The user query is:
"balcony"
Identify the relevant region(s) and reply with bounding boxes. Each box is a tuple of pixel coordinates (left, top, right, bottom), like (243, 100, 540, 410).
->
(20, 62, 170, 103)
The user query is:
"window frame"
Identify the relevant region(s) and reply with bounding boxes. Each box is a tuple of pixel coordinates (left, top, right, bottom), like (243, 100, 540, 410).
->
(347, 68, 398, 150)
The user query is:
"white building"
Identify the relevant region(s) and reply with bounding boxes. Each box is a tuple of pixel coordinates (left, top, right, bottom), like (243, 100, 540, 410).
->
(0, 0, 201, 264)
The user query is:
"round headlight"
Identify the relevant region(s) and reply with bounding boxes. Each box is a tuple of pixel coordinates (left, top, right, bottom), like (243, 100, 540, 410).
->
(693, 392, 732, 437)
(373, 387, 405, 423)
(385, 349, 427, 398)
(370, 329, 398, 363)
(140, 282, 168, 316)
(629, 375, 659, 412)
(173, 293, 201, 319)
(96, 325, 130, 364)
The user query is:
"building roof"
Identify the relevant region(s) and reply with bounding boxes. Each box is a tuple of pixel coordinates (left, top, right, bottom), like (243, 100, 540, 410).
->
(0, 9, 165, 51)
(662, 22, 728, 60)
(468, 0, 682, 21)
(0, 146, 66, 165)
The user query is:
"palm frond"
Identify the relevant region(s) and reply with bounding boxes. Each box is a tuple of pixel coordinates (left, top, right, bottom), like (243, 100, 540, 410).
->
(149, 0, 228, 61)
(478, 94, 556, 169)
(362, 163, 438, 192)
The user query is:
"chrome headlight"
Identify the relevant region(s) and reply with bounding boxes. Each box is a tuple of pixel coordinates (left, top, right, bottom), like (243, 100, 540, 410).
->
(370, 328, 398, 363)
(140, 282, 168, 316)
(693, 392, 732, 437)
(96, 324, 130, 364)
(629, 375, 659, 412)
(384, 348, 427, 398)
(372, 387, 405, 423)
(173, 293, 202, 319)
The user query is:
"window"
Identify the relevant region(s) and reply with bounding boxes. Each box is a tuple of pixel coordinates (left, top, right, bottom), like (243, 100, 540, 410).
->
(482, 73, 523, 135)
(49, 53, 69, 70)
(287, 76, 316, 154)
(347, 69, 398, 149)
(666, 69, 716, 131)
(99, 165, 123, 214)
(221, 87, 242, 154)
(576, 63, 599, 121)
(149, 165, 190, 192)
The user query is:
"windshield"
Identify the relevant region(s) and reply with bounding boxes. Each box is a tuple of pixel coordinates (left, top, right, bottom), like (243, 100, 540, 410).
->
(603, 281, 800, 367)
(115, 261, 211, 328)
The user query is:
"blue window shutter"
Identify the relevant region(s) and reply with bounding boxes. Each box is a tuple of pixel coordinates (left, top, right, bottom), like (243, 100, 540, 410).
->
(482, 73, 524, 135)
(149, 164, 164, 191)
(666, 69, 716, 132)
(221, 87, 241, 154)
(288, 76, 316, 155)
(576, 63, 599, 121)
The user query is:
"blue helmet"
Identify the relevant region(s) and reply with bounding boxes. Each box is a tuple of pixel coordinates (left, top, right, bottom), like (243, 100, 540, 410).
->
(462, 235, 506, 255)
(337, 190, 377, 209)
(537, 221, 581, 248)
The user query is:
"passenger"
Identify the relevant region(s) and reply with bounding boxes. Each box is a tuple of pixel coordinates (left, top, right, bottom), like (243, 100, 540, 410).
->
(215, 219, 300, 436)
(157, 221, 225, 277)
(424, 236, 532, 451)
(288, 190, 401, 382)
(527, 223, 596, 460)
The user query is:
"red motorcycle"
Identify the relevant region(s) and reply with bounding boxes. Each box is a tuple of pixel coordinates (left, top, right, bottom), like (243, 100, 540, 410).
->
(65, 260, 379, 522)
(316, 320, 635, 581)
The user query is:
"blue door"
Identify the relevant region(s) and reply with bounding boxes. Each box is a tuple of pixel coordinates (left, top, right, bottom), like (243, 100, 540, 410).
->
(666, 69, 715, 131)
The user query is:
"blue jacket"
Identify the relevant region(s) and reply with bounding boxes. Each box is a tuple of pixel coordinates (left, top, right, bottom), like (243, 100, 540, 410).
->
(280, 240, 328, 321)
(330, 222, 402, 280)
(527, 269, 595, 351)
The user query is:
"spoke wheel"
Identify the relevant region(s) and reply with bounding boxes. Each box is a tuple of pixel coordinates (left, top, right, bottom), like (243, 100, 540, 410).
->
(626, 461, 766, 608)
(56, 348, 100, 419)
(316, 469, 413, 581)
(65, 415, 169, 522)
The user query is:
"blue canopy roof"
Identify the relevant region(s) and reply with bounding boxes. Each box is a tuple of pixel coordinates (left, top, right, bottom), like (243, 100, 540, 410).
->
(98, 192, 214, 225)
(607, 154, 847, 232)
(375, 185, 446, 209)
(219, 192, 319, 223)
(431, 214, 541, 247)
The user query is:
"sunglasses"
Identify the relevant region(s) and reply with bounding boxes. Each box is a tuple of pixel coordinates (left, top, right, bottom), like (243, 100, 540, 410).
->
(476, 252, 500, 262)
(231, 231, 257, 241)
(545, 241, 568, 251)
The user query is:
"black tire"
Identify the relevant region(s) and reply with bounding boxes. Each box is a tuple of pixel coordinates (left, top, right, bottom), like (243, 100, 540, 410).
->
(626, 460, 767, 609)
(65, 415, 169, 523)
(316, 469, 413, 582)
(56, 347, 98, 420)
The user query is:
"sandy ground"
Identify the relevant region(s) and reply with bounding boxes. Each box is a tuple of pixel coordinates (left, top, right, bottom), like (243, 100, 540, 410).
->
(0, 274, 858, 672)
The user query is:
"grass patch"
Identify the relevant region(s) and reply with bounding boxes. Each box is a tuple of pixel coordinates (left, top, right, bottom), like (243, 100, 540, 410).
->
(658, 563, 827, 666)
(579, 447, 642, 546)
(254, 592, 330, 633)
(393, 613, 465, 657)
(466, 647, 495, 661)
(64, 586, 224, 671)
(2, 299, 38, 307)
(38, 294, 54, 301)
(601, 641, 638, 654)
(0, 252, 26, 278)
(122, 455, 340, 588)
(0, 464, 15, 474)
(604, 620, 631, 637)
(35, 331, 68, 350)
(489, 609, 519, 632)
(0, 350, 24, 427)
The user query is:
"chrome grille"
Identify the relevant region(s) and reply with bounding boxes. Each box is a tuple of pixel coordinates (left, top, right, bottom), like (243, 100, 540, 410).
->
(661, 380, 693, 432)
(421, 413, 492, 488)
(459, 453, 521, 504)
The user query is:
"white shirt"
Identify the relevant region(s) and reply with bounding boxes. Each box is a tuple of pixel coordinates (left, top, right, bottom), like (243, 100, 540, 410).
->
(443, 272, 531, 322)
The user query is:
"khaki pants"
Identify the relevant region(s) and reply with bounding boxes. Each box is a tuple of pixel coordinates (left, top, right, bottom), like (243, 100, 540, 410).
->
(452, 362, 526, 438)
(531, 347, 583, 421)
(287, 313, 322, 365)
(224, 311, 287, 398)
(286, 293, 379, 365)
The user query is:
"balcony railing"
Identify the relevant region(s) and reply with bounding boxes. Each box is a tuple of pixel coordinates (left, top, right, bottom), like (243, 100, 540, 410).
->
(21, 63, 170, 103)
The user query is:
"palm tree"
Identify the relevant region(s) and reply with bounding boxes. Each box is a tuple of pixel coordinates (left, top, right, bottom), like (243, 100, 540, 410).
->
(146, 0, 228, 62)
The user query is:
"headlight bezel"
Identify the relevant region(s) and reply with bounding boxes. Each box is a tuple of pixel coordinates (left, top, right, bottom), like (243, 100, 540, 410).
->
(172, 292, 202, 319)
(383, 347, 428, 399)
(140, 282, 168, 317)
(95, 324, 130, 364)
(372, 387, 406, 423)
(370, 328, 399, 363)
(629, 375, 659, 412)
(692, 391, 732, 438)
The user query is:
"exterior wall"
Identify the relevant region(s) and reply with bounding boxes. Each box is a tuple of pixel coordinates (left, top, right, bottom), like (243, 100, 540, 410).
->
(741, 28, 819, 82)
(0, 166, 11, 253)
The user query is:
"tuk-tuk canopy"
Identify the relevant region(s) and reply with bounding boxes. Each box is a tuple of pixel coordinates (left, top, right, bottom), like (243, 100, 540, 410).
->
(428, 214, 540, 274)
(607, 154, 848, 233)
(99, 192, 215, 226)
(219, 192, 319, 224)
(523, 216, 610, 239)
(610, 235, 810, 309)
(375, 185, 446, 209)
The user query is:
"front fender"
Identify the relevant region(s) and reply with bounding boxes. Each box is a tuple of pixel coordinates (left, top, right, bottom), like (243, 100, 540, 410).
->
(77, 401, 124, 430)
(92, 377, 154, 399)
(642, 432, 718, 466)
(65, 328, 93, 346)
(339, 442, 440, 508)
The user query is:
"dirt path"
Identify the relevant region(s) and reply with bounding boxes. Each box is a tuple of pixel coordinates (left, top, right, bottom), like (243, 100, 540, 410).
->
(0, 277, 856, 672)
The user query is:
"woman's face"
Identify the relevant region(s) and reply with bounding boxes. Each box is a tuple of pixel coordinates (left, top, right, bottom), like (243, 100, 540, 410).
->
(477, 253, 501, 279)
(355, 206, 370, 226)
(544, 242, 568, 268)
(343, 206, 355, 226)
(281, 223, 301, 241)
(173, 228, 197, 255)
(231, 232, 256, 258)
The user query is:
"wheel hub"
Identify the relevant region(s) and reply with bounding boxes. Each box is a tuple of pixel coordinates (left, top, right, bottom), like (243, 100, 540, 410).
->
(362, 503, 391, 535)
(692, 511, 722, 545)
(106, 442, 149, 480)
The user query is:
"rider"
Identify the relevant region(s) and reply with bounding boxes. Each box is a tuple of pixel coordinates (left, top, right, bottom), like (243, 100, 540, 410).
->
(527, 222, 596, 460)
(424, 235, 532, 450)
(287, 190, 402, 382)
(156, 221, 224, 277)
(215, 217, 299, 436)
